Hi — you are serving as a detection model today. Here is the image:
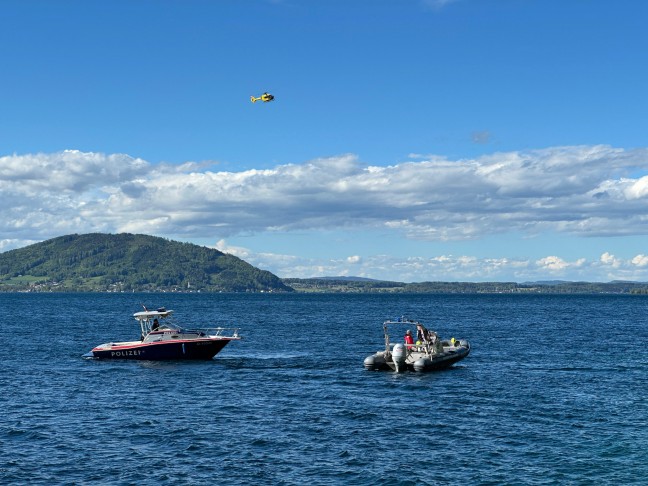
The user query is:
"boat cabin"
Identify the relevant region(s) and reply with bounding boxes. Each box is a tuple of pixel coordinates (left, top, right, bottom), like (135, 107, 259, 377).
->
(134, 308, 239, 344)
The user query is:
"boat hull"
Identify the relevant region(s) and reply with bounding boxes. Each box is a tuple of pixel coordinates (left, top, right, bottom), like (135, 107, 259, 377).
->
(364, 342, 470, 372)
(91, 338, 234, 360)
(411, 345, 470, 372)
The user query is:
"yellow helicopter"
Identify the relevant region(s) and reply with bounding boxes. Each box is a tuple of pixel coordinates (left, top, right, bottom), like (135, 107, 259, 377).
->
(250, 92, 275, 103)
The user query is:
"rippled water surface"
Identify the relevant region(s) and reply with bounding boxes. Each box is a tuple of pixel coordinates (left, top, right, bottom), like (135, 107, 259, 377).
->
(1, 293, 647, 485)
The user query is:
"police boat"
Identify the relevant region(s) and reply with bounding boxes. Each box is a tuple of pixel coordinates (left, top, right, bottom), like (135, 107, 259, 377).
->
(85, 307, 241, 360)
(363, 317, 470, 372)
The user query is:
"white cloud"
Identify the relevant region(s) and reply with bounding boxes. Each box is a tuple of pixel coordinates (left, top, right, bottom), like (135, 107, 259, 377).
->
(600, 252, 621, 267)
(631, 254, 648, 267)
(536, 256, 569, 271)
(623, 175, 648, 199)
(214, 239, 251, 259)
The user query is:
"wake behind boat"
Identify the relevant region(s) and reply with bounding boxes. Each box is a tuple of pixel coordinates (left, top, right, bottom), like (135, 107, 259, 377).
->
(364, 317, 470, 372)
(86, 307, 241, 360)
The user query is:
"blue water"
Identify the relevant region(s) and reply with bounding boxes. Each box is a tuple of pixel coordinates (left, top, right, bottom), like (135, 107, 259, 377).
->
(1, 293, 646, 485)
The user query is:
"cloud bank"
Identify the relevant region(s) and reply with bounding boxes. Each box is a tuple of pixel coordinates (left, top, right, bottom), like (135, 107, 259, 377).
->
(215, 240, 648, 283)
(3, 145, 647, 240)
(2, 145, 648, 280)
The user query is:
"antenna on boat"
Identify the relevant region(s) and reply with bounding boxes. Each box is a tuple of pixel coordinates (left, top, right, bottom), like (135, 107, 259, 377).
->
(141, 304, 149, 312)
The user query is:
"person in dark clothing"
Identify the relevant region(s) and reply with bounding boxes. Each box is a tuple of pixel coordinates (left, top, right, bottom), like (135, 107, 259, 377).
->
(416, 323, 429, 343)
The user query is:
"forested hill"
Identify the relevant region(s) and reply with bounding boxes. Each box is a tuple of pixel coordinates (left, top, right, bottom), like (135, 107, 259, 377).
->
(0, 233, 293, 293)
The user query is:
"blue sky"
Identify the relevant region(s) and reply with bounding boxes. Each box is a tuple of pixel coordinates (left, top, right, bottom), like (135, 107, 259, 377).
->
(2, 0, 648, 282)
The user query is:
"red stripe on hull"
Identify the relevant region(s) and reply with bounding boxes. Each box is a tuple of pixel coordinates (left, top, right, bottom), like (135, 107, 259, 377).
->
(92, 338, 234, 360)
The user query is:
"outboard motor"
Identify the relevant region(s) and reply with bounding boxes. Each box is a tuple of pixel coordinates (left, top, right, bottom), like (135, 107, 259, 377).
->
(392, 343, 407, 373)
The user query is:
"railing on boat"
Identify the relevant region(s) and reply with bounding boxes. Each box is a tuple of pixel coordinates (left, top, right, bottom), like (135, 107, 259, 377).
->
(149, 327, 241, 337)
(186, 327, 240, 338)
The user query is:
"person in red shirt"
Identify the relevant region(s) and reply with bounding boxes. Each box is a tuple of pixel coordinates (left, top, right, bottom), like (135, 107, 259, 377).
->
(404, 329, 415, 349)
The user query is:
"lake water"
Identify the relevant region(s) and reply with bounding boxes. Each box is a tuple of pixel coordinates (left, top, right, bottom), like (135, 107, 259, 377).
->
(1, 293, 646, 485)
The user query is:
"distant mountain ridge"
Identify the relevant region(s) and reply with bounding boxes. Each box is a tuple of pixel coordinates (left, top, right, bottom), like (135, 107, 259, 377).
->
(284, 277, 648, 294)
(0, 233, 293, 292)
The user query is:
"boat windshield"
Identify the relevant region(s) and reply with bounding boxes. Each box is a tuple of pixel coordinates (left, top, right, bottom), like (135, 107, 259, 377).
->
(134, 309, 178, 335)
(132, 308, 240, 339)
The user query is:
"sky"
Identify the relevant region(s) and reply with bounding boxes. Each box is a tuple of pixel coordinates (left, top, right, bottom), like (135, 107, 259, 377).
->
(1, 0, 648, 282)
